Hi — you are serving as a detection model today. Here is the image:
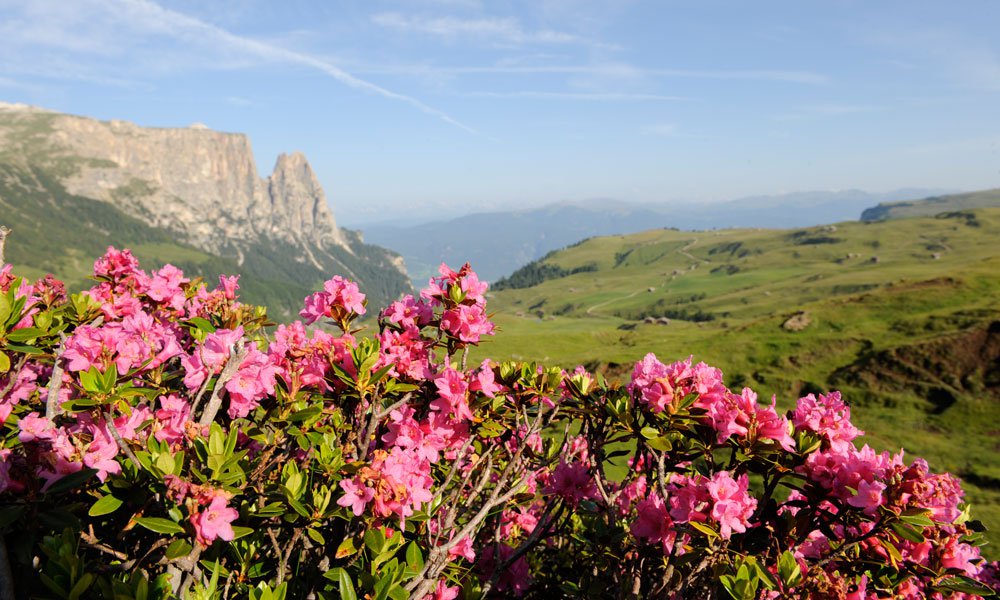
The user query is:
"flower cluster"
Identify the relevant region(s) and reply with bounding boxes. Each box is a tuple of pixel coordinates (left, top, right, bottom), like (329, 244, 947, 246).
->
(0, 249, 995, 600)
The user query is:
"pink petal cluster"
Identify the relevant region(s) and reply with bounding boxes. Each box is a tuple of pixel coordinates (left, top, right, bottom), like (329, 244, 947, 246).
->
(300, 275, 366, 325)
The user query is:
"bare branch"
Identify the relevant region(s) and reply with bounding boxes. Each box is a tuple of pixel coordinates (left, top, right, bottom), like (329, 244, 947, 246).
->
(45, 333, 68, 420)
(198, 341, 249, 426)
(104, 410, 142, 470)
(0, 226, 9, 265)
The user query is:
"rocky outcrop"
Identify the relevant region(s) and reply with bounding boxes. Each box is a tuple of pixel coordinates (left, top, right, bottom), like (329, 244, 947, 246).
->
(0, 102, 412, 311)
(21, 112, 349, 258)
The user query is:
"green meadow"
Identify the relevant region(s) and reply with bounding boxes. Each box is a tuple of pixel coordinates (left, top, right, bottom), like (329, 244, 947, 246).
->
(474, 208, 1000, 556)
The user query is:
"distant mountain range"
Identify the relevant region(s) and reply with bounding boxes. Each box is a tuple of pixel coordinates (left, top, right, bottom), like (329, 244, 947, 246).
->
(0, 102, 411, 316)
(362, 188, 956, 283)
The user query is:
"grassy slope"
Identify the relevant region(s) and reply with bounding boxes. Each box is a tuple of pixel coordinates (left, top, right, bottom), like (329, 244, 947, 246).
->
(474, 209, 1000, 556)
(862, 188, 1000, 221)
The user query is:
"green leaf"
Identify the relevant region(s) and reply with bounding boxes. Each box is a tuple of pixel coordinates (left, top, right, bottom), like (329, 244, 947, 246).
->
(187, 317, 217, 333)
(331, 569, 357, 600)
(134, 517, 186, 535)
(889, 520, 925, 544)
(306, 528, 325, 545)
(44, 468, 98, 495)
(639, 426, 660, 439)
(932, 575, 995, 595)
(404, 542, 423, 570)
(646, 435, 673, 452)
(777, 550, 802, 587)
(336, 537, 360, 559)
(67, 572, 95, 600)
(88, 494, 123, 517)
(688, 520, 719, 539)
(287, 406, 323, 423)
(6, 327, 42, 342)
(0, 353, 9, 373)
(165, 539, 193, 560)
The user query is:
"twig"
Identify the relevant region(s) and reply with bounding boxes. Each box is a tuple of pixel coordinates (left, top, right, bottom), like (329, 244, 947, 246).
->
(45, 333, 68, 420)
(0, 355, 28, 400)
(199, 342, 249, 426)
(0, 226, 9, 265)
(104, 411, 142, 470)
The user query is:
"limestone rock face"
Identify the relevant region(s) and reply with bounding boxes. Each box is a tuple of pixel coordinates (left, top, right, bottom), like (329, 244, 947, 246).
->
(0, 103, 413, 311)
(30, 113, 350, 257)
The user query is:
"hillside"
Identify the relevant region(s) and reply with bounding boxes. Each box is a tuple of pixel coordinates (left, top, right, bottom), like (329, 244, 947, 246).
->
(362, 189, 951, 284)
(477, 208, 1000, 555)
(861, 188, 1000, 221)
(0, 103, 411, 315)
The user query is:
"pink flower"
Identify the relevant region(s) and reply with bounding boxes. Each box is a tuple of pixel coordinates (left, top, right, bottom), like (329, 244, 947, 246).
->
(191, 495, 239, 546)
(631, 493, 677, 554)
(422, 580, 460, 600)
(847, 479, 886, 515)
(300, 276, 366, 325)
(337, 478, 374, 516)
(544, 460, 599, 507)
(439, 303, 494, 344)
(792, 391, 862, 451)
(447, 535, 476, 562)
(705, 472, 757, 539)
(431, 368, 472, 421)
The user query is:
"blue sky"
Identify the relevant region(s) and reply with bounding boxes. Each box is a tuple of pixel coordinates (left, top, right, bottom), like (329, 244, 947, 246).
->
(1, 0, 998, 225)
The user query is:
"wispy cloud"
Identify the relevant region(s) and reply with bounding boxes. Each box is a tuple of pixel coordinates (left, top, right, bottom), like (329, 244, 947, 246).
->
(372, 12, 582, 45)
(356, 63, 829, 85)
(0, 0, 479, 133)
(773, 103, 878, 121)
(466, 91, 684, 101)
(643, 123, 677, 136)
(866, 28, 1000, 92)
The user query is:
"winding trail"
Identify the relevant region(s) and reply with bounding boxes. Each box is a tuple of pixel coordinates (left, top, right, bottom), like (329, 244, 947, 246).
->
(581, 237, 711, 317)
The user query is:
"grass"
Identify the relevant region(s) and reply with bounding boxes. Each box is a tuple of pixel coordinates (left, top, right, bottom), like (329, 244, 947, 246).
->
(472, 208, 1000, 557)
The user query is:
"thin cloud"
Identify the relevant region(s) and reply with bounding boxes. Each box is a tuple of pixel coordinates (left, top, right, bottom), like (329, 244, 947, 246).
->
(773, 103, 878, 121)
(643, 123, 677, 136)
(372, 12, 583, 45)
(0, 0, 479, 134)
(356, 63, 829, 85)
(466, 91, 685, 101)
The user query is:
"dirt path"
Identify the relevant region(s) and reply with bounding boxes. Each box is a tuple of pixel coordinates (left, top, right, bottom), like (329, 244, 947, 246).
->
(583, 237, 709, 317)
(585, 288, 643, 316)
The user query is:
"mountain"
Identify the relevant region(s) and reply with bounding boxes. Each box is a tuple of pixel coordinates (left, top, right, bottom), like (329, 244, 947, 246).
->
(362, 189, 953, 284)
(860, 188, 1000, 222)
(477, 208, 1000, 554)
(0, 102, 411, 315)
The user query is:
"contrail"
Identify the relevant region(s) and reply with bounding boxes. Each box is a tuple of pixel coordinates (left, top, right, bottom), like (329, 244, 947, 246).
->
(119, 0, 480, 135)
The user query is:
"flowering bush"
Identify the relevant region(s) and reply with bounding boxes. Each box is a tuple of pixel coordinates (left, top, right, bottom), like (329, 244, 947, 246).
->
(0, 249, 997, 599)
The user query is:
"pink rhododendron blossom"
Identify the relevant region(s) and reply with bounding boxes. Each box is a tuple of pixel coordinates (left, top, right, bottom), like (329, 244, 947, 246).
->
(447, 535, 476, 562)
(431, 368, 472, 421)
(300, 276, 366, 325)
(191, 495, 239, 546)
(337, 477, 374, 516)
(793, 391, 862, 451)
(631, 493, 676, 554)
(847, 479, 886, 515)
(705, 471, 757, 539)
(382, 294, 433, 330)
(439, 303, 494, 344)
(422, 580, 459, 600)
(545, 460, 599, 507)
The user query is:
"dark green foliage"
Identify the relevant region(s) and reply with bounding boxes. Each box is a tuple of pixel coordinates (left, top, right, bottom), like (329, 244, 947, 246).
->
(494, 260, 597, 291)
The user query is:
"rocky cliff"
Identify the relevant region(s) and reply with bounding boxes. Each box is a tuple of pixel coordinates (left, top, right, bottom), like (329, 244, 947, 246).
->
(0, 102, 411, 313)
